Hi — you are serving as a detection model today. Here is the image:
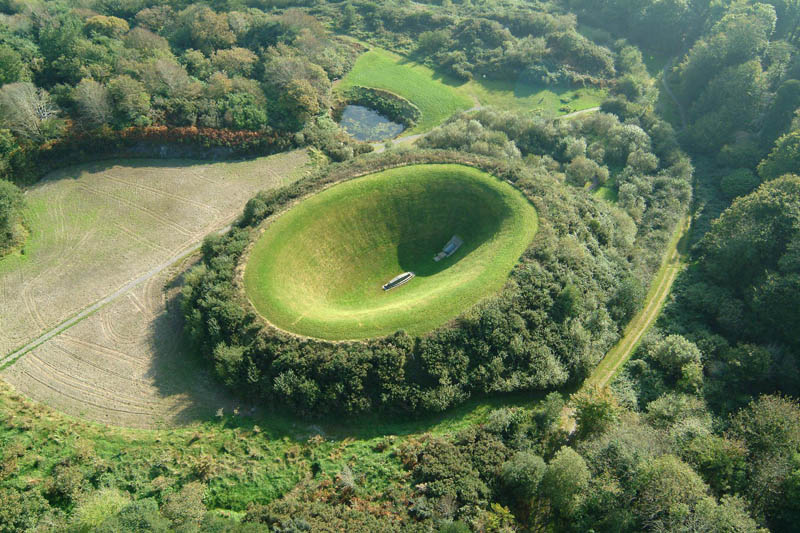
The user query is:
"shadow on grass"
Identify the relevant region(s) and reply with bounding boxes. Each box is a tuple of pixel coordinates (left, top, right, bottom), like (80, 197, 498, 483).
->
(147, 273, 576, 441)
(31, 158, 242, 187)
(146, 265, 249, 428)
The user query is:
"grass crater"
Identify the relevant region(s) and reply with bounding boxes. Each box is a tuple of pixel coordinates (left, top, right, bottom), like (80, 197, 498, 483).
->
(243, 164, 537, 340)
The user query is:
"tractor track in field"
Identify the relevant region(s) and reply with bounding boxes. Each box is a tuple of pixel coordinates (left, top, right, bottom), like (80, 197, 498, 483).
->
(0, 225, 229, 369)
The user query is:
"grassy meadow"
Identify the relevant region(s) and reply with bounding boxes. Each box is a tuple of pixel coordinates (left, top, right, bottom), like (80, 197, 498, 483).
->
(244, 164, 538, 340)
(336, 46, 606, 135)
(336, 48, 474, 134)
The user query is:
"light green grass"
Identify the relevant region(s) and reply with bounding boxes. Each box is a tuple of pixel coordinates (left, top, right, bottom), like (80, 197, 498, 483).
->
(593, 175, 619, 202)
(244, 164, 537, 340)
(337, 48, 474, 134)
(460, 77, 605, 114)
(336, 46, 607, 134)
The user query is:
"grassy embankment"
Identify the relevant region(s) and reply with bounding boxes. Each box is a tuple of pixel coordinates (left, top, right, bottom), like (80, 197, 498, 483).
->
(244, 164, 538, 340)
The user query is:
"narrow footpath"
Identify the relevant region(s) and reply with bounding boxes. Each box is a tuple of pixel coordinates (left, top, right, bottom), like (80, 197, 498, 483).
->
(581, 215, 690, 392)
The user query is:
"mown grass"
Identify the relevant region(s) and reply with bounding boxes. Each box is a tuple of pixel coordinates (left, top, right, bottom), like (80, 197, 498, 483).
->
(460, 77, 605, 115)
(336, 46, 607, 134)
(244, 164, 538, 340)
(336, 48, 474, 134)
(593, 175, 619, 202)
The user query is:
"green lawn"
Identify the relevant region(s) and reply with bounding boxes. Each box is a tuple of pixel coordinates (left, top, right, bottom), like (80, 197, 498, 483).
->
(336, 46, 607, 134)
(244, 164, 538, 340)
(460, 77, 605, 115)
(336, 48, 474, 134)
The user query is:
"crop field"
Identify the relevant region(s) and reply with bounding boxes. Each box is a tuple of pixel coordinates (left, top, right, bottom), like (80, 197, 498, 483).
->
(244, 164, 538, 340)
(336, 46, 607, 135)
(0, 150, 311, 427)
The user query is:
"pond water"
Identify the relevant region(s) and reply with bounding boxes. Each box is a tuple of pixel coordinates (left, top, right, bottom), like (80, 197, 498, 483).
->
(339, 105, 405, 142)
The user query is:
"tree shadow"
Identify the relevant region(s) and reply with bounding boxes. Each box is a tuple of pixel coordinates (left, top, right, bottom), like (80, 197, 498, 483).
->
(146, 266, 251, 428)
(30, 158, 230, 186)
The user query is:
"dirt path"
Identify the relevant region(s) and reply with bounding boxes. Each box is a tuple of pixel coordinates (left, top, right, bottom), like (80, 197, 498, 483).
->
(581, 214, 690, 392)
(0, 227, 228, 369)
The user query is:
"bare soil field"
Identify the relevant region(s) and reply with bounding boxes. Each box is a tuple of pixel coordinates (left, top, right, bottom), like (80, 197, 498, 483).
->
(0, 150, 310, 427)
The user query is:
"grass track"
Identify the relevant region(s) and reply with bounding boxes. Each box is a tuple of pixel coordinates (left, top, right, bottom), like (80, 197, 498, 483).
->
(580, 214, 690, 392)
(244, 164, 537, 340)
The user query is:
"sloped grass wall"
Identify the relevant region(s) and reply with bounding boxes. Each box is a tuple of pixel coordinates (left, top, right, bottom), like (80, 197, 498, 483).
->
(182, 150, 638, 417)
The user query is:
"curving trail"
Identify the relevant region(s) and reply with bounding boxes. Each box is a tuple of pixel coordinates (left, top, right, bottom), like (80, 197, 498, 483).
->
(581, 214, 690, 392)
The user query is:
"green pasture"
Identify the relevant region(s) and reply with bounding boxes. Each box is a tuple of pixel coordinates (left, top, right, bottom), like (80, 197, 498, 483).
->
(336, 48, 474, 134)
(336, 46, 606, 134)
(244, 164, 538, 340)
(460, 77, 605, 114)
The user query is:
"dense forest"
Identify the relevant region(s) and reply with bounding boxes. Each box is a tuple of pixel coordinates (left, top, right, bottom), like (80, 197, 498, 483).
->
(1, 0, 799, 531)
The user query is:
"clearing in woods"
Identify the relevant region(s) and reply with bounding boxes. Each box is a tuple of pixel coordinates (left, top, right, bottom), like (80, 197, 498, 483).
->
(243, 164, 538, 340)
(336, 47, 474, 134)
(0, 150, 311, 428)
(337, 46, 607, 135)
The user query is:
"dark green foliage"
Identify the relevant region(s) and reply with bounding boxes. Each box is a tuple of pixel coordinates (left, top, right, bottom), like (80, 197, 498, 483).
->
(762, 79, 800, 145)
(182, 148, 662, 415)
(698, 176, 800, 348)
(759, 131, 800, 180)
(412, 439, 489, 509)
(0, 178, 23, 254)
(0, 45, 23, 85)
(96, 499, 170, 533)
(540, 446, 590, 520)
(608, 275, 645, 323)
(0, 488, 51, 533)
(727, 395, 800, 529)
(572, 386, 620, 439)
(720, 168, 760, 199)
(499, 451, 546, 505)
(552, 282, 583, 322)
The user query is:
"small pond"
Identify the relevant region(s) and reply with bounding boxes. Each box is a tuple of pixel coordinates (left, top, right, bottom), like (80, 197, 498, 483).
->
(338, 105, 405, 142)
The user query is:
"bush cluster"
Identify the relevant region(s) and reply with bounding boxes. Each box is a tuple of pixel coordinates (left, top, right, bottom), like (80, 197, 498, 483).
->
(182, 149, 644, 416)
